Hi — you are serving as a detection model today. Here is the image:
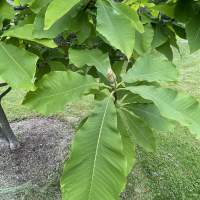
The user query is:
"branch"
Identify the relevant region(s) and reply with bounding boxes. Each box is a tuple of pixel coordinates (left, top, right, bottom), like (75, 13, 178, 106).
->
(0, 87, 11, 99)
(0, 83, 8, 87)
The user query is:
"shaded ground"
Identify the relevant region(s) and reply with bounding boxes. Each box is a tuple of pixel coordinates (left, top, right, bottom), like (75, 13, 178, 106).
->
(0, 118, 73, 200)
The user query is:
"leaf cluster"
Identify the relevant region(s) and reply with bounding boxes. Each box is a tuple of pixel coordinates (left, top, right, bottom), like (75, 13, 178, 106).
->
(1, 0, 200, 199)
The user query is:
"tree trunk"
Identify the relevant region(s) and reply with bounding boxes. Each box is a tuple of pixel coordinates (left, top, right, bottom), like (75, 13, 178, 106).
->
(0, 103, 21, 150)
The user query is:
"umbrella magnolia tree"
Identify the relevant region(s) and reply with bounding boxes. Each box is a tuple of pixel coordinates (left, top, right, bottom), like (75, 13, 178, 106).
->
(1, 0, 200, 199)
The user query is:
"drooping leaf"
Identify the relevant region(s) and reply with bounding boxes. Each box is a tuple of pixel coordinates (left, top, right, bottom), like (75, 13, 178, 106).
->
(186, 13, 200, 53)
(117, 107, 156, 152)
(134, 24, 154, 55)
(61, 97, 126, 200)
(23, 71, 97, 114)
(0, 42, 37, 90)
(33, 6, 74, 39)
(96, 0, 136, 58)
(123, 53, 178, 83)
(126, 86, 200, 135)
(117, 111, 136, 174)
(3, 24, 56, 48)
(129, 103, 176, 132)
(69, 48, 111, 77)
(44, 0, 81, 30)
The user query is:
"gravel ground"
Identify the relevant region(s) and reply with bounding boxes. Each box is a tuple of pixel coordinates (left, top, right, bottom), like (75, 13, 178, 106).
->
(0, 118, 74, 200)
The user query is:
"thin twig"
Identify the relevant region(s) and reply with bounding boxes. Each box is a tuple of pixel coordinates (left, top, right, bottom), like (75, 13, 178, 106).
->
(0, 87, 11, 99)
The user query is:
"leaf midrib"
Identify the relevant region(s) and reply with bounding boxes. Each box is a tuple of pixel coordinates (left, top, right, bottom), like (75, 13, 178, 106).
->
(88, 97, 111, 199)
(32, 83, 97, 101)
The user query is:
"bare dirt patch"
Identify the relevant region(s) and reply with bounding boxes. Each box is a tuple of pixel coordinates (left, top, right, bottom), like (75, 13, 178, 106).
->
(0, 118, 74, 200)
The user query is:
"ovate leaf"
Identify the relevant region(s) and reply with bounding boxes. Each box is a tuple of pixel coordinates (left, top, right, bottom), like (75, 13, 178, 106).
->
(0, 42, 37, 90)
(23, 71, 97, 114)
(69, 49, 111, 77)
(44, 0, 81, 30)
(61, 97, 126, 200)
(96, 0, 135, 58)
(123, 53, 178, 83)
(134, 24, 154, 55)
(117, 107, 156, 152)
(130, 103, 175, 132)
(127, 86, 200, 135)
(3, 24, 56, 48)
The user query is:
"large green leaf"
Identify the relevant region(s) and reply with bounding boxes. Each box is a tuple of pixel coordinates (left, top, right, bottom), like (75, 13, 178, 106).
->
(110, 0, 144, 33)
(33, 6, 75, 39)
(96, 0, 135, 58)
(0, 42, 37, 90)
(117, 111, 136, 174)
(117, 107, 156, 152)
(0, 0, 15, 20)
(30, 0, 52, 13)
(126, 86, 200, 135)
(61, 97, 126, 200)
(44, 0, 81, 30)
(129, 103, 175, 132)
(123, 53, 178, 83)
(3, 24, 56, 48)
(23, 71, 97, 114)
(69, 49, 111, 77)
(186, 13, 200, 53)
(134, 24, 154, 55)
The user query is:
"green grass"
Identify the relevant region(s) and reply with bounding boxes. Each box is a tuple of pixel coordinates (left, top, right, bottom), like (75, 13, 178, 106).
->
(123, 41, 200, 199)
(1, 40, 200, 199)
(124, 129, 200, 200)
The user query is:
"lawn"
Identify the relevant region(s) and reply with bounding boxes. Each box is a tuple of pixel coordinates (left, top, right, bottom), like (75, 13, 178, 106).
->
(1, 40, 200, 199)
